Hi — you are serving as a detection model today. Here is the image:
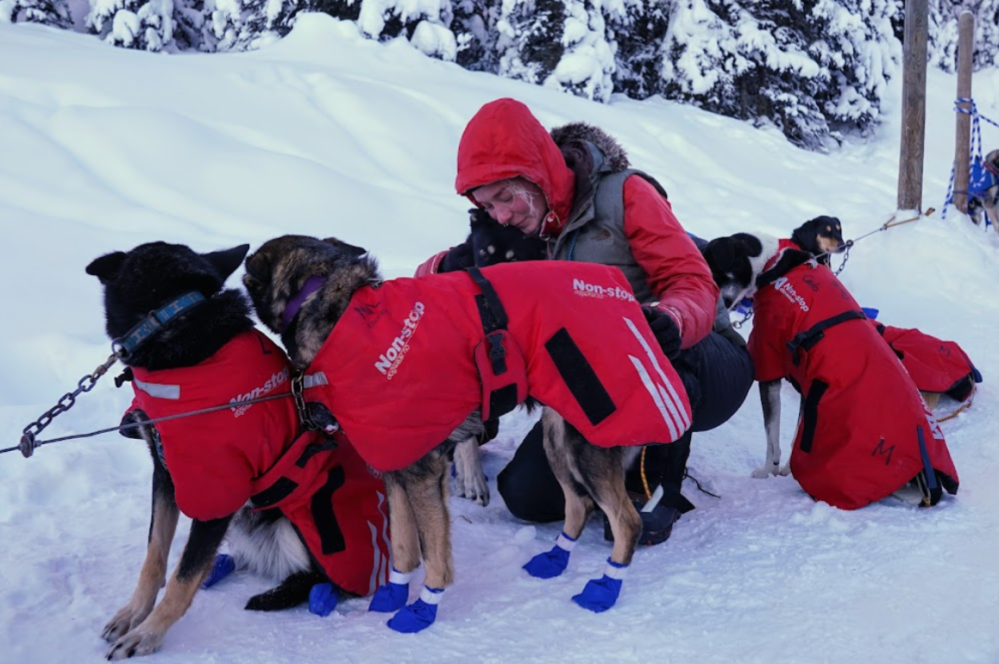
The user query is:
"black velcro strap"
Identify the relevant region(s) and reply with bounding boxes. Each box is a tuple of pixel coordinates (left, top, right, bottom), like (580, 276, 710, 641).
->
(468, 267, 509, 332)
(787, 310, 867, 366)
(251, 477, 299, 508)
(545, 327, 616, 426)
(311, 466, 346, 554)
(489, 384, 519, 420)
(296, 437, 338, 469)
(799, 379, 828, 453)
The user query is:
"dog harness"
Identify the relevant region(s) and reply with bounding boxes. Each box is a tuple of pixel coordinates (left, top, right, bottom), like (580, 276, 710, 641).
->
(783, 240, 980, 400)
(127, 329, 390, 596)
(748, 255, 959, 509)
(303, 261, 692, 472)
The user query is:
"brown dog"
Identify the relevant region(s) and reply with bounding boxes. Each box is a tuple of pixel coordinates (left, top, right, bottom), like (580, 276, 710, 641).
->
(243, 235, 691, 632)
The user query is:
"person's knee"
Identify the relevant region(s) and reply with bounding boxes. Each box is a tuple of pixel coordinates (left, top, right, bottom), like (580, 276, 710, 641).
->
(685, 334, 754, 431)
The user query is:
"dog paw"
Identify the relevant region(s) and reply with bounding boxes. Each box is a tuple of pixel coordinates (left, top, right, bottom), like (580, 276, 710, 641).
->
(778, 463, 791, 477)
(750, 467, 771, 479)
(105, 625, 165, 660)
(386, 598, 438, 633)
(102, 604, 152, 644)
(571, 575, 622, 613)
(453, 440, 489, 506)
(368, 581, 409, 613)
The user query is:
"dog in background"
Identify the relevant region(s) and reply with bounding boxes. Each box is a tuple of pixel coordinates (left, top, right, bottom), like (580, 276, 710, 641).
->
(87, 243, 327, 659)
(790, 215, 845, 267)
(440, 208, 547, 273)
(702, 232, 959, 509)
(243, 235, 690, 631)
(968, 149, 999, 226)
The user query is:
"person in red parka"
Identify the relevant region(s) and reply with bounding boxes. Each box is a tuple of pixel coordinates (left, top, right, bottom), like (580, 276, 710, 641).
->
(416, 97, 755, 544)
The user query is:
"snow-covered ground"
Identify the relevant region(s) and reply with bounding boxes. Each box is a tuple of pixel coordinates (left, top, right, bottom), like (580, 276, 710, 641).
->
(1, 15, 998, 663)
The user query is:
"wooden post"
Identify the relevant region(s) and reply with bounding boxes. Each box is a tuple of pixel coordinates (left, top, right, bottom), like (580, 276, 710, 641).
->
(954, 11, 975, 216)
(897, 0, 929, 212)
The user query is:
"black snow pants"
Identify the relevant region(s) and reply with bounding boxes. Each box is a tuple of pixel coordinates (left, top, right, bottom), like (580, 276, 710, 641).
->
(496, 330, 754, 523)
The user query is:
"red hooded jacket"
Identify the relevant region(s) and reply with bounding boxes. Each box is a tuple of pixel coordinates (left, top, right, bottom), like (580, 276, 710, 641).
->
(748, 255, 959, 510)
(419, 98, 718, 350)
(127, 329, 389, 596)
(304, 261, 691, 472)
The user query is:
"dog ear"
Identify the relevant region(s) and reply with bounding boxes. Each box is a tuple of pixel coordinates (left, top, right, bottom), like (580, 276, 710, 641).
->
(204, 244, 250, 282)
(243, 249, 271, 292)
(85, 251, 127, 284)
(702, 237, 736, 274)
(321, 237, 368, 258)
(469, 208, 492, 228)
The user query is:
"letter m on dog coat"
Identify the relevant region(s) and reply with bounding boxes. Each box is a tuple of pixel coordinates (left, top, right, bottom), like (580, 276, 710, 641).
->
(306, 261, 692, 472)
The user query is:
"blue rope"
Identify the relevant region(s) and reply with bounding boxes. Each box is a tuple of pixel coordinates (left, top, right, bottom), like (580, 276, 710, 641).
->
(943, 98, 999, 225)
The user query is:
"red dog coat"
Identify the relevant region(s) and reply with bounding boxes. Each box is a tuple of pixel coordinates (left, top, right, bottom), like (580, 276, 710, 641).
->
(748, 257, 959, 509)
(304, 261, 692, 472)
(128, 329, 390, 596)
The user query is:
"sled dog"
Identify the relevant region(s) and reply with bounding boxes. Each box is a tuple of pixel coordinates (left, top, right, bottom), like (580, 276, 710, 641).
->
(87, 242, 345, 659)
(701, 232, 958, 509)
(242, 235, 691, 631)
(789, 215, 845, 267)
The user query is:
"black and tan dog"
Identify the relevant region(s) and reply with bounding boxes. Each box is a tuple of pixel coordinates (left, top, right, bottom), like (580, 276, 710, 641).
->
(87, 242, 327, 659)
(790, 215, 845, 267)
(243, 235, 691, 632)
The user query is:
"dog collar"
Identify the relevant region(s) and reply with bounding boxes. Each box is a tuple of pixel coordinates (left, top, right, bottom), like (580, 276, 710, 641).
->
(282, 275, 326, 331)
(112, 291, 206, 358)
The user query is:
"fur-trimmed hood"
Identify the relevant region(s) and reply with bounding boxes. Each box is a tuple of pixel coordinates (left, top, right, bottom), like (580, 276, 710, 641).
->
(456, 99, 630, 237)
(550, 122, 630, 173)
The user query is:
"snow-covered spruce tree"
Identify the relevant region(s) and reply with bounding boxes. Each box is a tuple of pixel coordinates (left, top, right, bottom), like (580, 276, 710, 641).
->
(496, 0, 615, 102)
(0, 0, 72, 27)
(207, 0, 304, 51)
(87, 0, 191, 51)
(605, 0, 670, 99)
(453, 0, 498, 71)
(927, 0, 999, 72)
(355, 0, 457, 61)
(662, 0, 900, 151)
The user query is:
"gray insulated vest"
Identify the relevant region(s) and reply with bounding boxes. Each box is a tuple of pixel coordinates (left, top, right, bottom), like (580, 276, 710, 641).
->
(549, 142, 664, 304)
(548, 141, 740, 343)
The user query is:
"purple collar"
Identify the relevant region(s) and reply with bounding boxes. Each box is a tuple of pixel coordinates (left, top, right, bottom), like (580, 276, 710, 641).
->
(281, 275, 326, 331)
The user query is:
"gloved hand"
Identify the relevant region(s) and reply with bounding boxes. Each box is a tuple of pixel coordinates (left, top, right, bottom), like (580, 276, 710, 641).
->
(641, 305, 682, 360)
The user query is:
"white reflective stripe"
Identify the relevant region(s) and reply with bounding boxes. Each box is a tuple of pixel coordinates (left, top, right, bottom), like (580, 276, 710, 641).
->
(389, 568, 416, 585)
(627, 316, 692, 431)
(302, 372, 328, 389)
(419, 586, 445, 605)
(555, 532, 577, 551)
(133, 378, 180, 400)
(628, 355, 680, 441)
(624, 316, 691, 433)
(604, 560, 628, 580)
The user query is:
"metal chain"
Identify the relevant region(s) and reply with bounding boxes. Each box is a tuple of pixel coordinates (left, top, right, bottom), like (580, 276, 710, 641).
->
(731, 309, 753, 329)
(833, 241, 853, 276)
(16, 352, 121, 456)
(4, 390, 296, 458)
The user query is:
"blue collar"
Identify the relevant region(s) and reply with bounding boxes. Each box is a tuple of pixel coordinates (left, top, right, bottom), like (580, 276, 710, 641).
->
(113, 291, 206, 358)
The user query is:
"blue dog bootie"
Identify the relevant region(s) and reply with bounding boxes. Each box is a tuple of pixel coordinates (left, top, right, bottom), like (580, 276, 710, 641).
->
(572, 558, 627, 613)
(308, 582, 339, 617)
(523, 531, 576, 579)
(369, 567, 415, 613)
(201, 554, 236, 589)
(387, 586, 444, 634)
